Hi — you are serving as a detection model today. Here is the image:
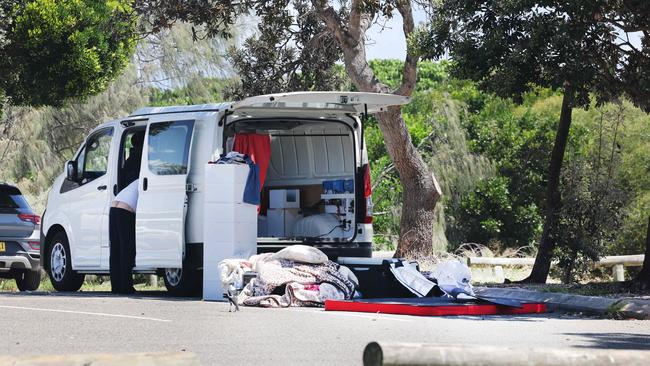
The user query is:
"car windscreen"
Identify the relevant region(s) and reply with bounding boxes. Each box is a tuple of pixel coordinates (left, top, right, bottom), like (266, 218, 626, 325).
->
(0, 186, 30, 210)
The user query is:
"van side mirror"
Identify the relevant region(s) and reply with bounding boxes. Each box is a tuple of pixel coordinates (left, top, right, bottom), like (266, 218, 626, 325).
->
(66, 161, 78, 181)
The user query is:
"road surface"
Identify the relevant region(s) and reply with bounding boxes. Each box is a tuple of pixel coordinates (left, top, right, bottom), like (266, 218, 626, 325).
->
(1, 292, 649, 365)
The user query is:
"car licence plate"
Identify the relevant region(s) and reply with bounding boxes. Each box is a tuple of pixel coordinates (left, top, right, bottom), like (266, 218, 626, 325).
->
(0, 242, 4, 252)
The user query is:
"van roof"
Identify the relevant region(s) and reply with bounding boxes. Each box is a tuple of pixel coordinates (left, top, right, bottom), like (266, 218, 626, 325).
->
(129, 92, 410, 117)
(129, 103, 231, 117)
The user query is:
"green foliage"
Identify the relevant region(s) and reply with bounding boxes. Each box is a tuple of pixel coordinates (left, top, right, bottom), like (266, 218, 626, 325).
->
(451, 93, 559, 249)
(0, 0, 137, 107)
(553, 156, 629, 283)
(224, 1, 345, 97)
(617, 111, 650, 254)
(458, 176, 541, 249)
(369, 60, 448, 92)
(423, 0, 650, 111)
(368, 61, 495, 251)
(148, 77, 232, 106)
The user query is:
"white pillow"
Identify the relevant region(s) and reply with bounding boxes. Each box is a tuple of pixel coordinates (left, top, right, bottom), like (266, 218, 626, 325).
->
(271, 245, 328, 264)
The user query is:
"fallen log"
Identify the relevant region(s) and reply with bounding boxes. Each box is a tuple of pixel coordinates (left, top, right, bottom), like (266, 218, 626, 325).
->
(363, 342, 650, 366)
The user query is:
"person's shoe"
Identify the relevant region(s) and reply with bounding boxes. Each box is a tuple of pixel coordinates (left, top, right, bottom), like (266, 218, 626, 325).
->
(123, 287, 136, 294)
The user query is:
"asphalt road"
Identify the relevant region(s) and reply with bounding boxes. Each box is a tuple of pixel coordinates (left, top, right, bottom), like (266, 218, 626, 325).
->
(1, 292, 649, 365)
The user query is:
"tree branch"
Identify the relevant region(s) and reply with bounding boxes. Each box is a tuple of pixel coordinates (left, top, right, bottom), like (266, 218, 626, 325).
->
(312, 1, 350, 47)
(349, 0, 362, 40)
(394, 0, 419, 96)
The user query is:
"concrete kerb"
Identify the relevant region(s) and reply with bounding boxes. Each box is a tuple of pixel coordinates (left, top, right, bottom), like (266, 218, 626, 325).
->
(474, 286, 650, 319)
(0, 352, 200, 366)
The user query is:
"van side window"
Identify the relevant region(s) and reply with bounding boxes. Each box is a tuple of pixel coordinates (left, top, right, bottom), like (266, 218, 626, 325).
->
(147, 120, 194, 175)
(80, 128, 113, 183)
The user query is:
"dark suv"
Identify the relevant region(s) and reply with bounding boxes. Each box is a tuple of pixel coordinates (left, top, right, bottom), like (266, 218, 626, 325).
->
(0, 184, 41, 291)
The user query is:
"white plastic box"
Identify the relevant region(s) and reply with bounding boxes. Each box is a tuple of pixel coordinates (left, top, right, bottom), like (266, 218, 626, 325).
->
(269, 189, 300, 209)
(203, 163, 257, 301)
(267, 208, 301, 237)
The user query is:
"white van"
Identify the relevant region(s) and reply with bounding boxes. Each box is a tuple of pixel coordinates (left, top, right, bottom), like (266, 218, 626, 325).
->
(40, 92, 409, 295)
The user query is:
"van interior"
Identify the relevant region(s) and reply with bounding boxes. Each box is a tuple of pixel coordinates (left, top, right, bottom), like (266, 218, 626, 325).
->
(224, 119, 358, 243)
(117, 127, 146, 194)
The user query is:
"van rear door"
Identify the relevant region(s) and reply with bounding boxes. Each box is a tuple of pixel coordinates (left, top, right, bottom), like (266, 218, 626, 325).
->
(231, 91, 410, 154)
(231, 91, 410, 115)
(136, 119, 194, 269)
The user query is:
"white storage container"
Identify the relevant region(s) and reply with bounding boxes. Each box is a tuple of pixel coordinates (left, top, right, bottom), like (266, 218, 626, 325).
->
(269, 189, 300, 209)
(203, 163, 257, 301)
(267, 208, 301, 237)
(204, 163, 249, 185)
(204, 203, 257, 224)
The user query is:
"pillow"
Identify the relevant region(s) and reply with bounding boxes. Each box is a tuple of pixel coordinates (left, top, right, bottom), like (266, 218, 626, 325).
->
(271, 245, 328, 264)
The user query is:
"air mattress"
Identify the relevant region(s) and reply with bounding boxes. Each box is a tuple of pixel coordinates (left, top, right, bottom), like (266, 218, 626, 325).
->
(324, 297, 547, 317)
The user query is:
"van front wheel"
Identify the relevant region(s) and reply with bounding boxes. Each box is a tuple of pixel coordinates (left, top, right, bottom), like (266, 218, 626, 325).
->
(47, 232, 85, 292)
(163, 267, 200, 297)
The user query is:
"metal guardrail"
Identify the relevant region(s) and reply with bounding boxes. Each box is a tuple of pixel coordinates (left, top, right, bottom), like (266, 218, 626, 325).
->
(467, 254, 645, 282)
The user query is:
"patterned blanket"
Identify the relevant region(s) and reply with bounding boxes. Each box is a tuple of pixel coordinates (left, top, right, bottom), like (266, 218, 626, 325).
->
(238, 254, 358, 307)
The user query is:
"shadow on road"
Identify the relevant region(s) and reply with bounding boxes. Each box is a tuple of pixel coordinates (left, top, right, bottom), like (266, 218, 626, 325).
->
(0, 290, 202, 302)
(564, 332, 650, 350)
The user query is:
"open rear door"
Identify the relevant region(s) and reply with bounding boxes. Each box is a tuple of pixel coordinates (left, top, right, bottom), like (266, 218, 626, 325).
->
(136, 120, 194, 269)
(231, 91, 410, 156)
(231, 91, 410, 114)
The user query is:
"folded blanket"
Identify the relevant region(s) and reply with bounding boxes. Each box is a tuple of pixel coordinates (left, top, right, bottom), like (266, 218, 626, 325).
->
(238, 255, 358, 308)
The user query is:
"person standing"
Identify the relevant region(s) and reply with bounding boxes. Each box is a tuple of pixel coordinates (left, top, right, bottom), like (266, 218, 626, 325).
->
(109, 179, 139, 294)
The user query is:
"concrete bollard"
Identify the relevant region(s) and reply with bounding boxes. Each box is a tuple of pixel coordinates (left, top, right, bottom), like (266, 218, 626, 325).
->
(148, 274, 158, 287)
(363, 343, 650, 366)
(493, 265, 505, 283)
(613, 264, 625, 282)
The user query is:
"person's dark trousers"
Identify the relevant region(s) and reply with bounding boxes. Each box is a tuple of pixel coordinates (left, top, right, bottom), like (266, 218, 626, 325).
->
(109, 207, 136, 294)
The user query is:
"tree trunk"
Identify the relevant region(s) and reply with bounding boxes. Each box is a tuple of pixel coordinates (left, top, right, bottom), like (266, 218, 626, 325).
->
(525, 90, 574, 283)
(635, 216, 650, 284)
(315, 2, 442, 258)
(375, 107, 442, 258)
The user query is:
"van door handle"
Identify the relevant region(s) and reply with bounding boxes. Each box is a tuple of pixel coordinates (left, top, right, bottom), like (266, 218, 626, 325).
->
(143, 178, 148, 191)
(97, 185, 107, 191)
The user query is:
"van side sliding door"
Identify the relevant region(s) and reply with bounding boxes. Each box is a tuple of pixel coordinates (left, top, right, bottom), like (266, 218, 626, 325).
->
(136, 120, 194, 269)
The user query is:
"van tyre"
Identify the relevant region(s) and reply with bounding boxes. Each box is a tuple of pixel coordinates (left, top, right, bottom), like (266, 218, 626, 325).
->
(162, 265, 201, 297)
(15, 270, 41, 291)
(47, 232, 85, 292)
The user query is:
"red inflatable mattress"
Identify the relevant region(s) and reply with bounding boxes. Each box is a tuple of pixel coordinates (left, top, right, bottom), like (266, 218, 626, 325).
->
(324, 297, 547, 317)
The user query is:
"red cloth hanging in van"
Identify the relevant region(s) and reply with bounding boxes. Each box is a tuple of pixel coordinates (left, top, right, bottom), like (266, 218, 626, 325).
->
(233, 133, 271, 190)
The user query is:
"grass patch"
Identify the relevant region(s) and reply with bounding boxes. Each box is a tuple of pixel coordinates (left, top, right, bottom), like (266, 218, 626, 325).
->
(0, 273, 165, 293)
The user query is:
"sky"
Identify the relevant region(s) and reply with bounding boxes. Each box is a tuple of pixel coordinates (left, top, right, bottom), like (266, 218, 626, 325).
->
(363, 7, 643, 61)
(365, 7, 428, 60)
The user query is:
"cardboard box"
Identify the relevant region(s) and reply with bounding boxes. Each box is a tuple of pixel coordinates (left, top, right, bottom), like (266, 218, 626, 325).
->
(300, 184, 324, 208)
(269, 189, 300, 209)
